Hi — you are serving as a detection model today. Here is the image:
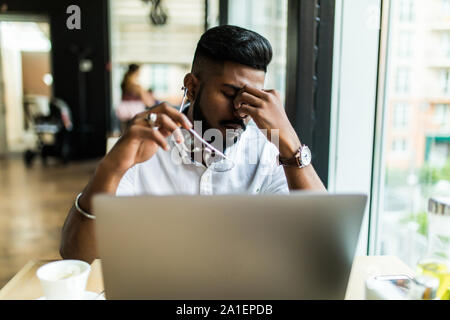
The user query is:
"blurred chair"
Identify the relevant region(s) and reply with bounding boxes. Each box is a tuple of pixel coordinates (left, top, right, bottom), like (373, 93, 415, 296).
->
(23, 96, 73, 167)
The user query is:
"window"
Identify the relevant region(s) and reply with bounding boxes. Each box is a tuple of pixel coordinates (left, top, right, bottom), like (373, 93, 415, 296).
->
(443, 0, 450, 17)
(395, 67, 411, 93)
(146, 64, 169, 94)
(391, 138, 408, 154)
(393, 102, 409, 130)
(372, 0, 450, 268)
(398, 0, 415, 22)
(440, 69, 450, 94)
(398, 31, 413, 58)
(434, 104, 449, 125)
(442, 32, 450, 59)
(427, 138, 450, 167)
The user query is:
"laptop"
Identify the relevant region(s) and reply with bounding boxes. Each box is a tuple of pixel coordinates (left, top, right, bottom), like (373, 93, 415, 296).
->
(93, 192, 367, 300)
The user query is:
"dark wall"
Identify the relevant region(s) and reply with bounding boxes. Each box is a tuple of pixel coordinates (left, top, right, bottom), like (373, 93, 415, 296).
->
(1, 0, 111, 159)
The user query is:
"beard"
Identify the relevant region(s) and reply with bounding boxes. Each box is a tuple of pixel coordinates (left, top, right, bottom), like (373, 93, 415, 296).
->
(192, 85, 215, 134)
(190, 85, 247, 151)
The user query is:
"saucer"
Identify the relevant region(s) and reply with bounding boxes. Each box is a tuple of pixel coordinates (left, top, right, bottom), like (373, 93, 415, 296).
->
(36, 291, 106, 300)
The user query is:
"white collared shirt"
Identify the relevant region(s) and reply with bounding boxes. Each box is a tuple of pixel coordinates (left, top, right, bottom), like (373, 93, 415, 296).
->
(116, 123, 289, 196)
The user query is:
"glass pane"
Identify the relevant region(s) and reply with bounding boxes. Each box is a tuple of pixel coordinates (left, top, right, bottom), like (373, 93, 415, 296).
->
(228, 0, 288, 105)
(376, 0, 450, 267)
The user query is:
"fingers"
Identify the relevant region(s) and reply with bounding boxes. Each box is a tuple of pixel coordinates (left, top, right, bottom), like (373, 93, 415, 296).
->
(152, 102, 193, 130)
(138, 126, 171, 151)
(239, 84, 270, 100)
(234, 103, 260, 119)
(233, 86, 266, 118)
(134, 113, 184, 144)
(162, 105, 193, 130)
(156, 114, 184, 143)
(136, 102, 193, 130)
(234, 86, 281, 119)
(233, 91, 263, 110)
(122, 102, 195, 155)
(131, 102, 192, 144)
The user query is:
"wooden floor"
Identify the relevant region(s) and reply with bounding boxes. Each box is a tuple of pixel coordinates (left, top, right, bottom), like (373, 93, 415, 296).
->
(0, 156, 98, 288)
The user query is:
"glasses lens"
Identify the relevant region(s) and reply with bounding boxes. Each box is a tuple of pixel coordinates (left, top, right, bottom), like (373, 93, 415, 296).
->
(204, 149, 235, 172)
(180, 129, 203, 153)
(208, 159, 235, 172)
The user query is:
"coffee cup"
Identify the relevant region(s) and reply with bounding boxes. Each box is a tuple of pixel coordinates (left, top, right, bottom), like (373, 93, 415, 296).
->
(36, 260, 91, 300)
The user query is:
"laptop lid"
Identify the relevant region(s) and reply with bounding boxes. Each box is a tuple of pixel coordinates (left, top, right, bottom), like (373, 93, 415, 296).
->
(93, 192, 367, 299)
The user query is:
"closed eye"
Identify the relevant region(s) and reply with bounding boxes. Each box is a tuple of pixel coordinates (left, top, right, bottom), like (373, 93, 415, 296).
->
(222, 91, 236, 99)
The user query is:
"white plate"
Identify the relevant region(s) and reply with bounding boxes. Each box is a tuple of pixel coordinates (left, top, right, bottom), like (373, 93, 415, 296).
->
(36, 291, 106, 300)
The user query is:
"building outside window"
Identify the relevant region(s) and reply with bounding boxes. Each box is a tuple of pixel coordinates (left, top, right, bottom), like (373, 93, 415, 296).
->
(443, 0, 450, 17)
(395, 67, 411, 93)
(441, 32, 450, 59)
(398, 31, 413, 58)
(393, 102, 409, 130)
(373, 0, 450, 268)
(398, 0, 415, 22)
(434, 103, 449, 126)
(391, 138, 409, 155)
(440, 69, 450, 94)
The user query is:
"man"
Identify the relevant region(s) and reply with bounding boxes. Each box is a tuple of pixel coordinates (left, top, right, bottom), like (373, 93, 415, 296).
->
(60, 25, 326, 263)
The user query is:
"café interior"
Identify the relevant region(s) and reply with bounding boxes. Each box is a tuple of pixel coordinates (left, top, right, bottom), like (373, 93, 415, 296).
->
(0, 0, 449, 300)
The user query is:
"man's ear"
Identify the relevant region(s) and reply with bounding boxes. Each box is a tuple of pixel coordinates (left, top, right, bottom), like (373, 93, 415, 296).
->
(183, 73, 200, 102)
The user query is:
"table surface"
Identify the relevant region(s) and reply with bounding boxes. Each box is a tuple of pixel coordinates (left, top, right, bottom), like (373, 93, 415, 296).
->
(0, 256, 414, 300)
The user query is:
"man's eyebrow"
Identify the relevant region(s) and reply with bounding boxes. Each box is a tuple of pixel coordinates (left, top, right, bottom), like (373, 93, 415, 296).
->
(222, 83, 244, 91)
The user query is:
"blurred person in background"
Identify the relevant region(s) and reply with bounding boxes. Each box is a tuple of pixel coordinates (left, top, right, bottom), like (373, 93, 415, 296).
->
(116, 63, 158, 123)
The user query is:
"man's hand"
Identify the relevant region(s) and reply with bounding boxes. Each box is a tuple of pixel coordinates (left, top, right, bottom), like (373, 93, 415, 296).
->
(60, 102, 193, 262)
(233, 85, 301, 158)
(102, 102, 193, 177)
(233, 85, 326, 192)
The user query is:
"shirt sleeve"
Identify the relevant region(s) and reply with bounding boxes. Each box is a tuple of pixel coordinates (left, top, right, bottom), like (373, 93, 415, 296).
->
(262, 163, 290, 194)
(259, 142, 290, 195)
(115, 165, 137, 196)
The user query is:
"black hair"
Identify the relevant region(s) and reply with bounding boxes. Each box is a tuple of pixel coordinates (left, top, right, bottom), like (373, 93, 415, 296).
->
(192, 25, 272, 74)
(121, 63, 140, 94)
(127, 63, 140, 73)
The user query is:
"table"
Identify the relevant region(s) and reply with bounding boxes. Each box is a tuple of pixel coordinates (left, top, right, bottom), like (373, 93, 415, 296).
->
(0, 260, 104, 300)
(0, 256, 414, 300)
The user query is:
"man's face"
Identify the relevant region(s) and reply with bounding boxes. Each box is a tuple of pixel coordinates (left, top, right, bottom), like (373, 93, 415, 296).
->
(189, 61, 266, 139)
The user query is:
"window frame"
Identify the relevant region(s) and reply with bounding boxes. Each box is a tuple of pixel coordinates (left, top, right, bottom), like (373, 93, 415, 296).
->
(218, 0, 228, 25)
(285, 0, 336, 187)
(329, 0, 383, 256)
(368, 0, 400, 255)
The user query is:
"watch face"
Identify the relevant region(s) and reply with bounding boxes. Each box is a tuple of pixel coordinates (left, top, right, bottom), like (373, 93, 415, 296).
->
(301, 146, 311, 166)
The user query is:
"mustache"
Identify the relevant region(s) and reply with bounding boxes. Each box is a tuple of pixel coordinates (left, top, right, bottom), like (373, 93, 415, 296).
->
(219, 118, 246, 129)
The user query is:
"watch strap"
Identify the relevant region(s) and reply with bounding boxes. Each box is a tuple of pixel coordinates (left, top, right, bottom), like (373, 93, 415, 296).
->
(278, 146, 303, 168)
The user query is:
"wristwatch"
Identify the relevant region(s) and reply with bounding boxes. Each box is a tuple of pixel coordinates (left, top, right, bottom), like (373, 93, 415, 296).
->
(277, 145, 312, 168)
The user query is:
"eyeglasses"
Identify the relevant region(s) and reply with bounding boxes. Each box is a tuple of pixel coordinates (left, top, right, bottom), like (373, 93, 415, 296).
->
(173, 87, 235, 172)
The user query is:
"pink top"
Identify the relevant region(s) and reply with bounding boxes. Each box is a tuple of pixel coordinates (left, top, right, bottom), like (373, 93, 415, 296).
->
(115, 100, 146, 122)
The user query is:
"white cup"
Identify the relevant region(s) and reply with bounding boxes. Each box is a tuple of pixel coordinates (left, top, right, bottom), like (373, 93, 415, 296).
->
(36, 260, 91, 300)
